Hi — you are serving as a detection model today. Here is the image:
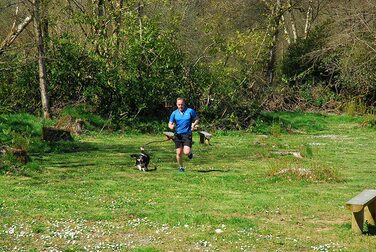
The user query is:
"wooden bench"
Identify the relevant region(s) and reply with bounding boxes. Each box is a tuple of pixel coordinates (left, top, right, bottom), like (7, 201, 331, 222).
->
(199, 131, 212, 144)
(163, 131, 175, 140)
(346, 189, 376, 233)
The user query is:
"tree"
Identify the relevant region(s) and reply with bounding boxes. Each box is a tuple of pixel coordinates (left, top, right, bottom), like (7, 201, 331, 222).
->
(33, 0, 50, 118)
(262, 0, 283, 85)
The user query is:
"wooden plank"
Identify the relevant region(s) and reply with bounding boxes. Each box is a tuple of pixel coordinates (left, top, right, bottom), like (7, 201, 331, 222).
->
(346, 189, 376, 212)
(199, 131, 212, 138)
(364, 204, 376, 225)
(163, 131, 175, 140)
(352, 210, 364, 234)
(199, 131, 212, 144)
(370, 201, 376, 223)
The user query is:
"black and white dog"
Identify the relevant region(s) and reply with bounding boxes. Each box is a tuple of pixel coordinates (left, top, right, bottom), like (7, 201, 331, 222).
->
(130, 147, 151, 171)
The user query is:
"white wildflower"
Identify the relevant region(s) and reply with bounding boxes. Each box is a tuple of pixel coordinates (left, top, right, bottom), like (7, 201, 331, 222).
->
(215, 228, 223, 234)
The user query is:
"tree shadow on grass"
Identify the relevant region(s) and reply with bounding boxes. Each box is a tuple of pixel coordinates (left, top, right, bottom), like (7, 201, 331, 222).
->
(39, 141, 144, 154)
(49, 162, 97, 168)
(33, 137, 253, 172)
(32, 140, 150, 170)
(193, 169, 230, 173)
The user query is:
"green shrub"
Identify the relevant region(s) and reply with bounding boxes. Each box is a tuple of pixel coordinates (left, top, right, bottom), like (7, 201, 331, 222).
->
(361, 114, 376, 127)
(0, 52, 40, 114)
(280, 23, 330, 87)
(270, 123, 282, 137)
(343, 99, 367, 116)
(312, 161, 342, 182)
(337, 42, 376, 105)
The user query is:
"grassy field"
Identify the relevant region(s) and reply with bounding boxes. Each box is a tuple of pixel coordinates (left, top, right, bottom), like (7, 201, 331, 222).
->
(1, 112, 376, 251)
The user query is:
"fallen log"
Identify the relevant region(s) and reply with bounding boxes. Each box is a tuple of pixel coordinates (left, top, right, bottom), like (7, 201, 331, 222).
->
(42, 126, 73, 142)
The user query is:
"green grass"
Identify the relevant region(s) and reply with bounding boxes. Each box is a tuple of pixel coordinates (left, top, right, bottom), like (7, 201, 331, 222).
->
(1, 112, 376, 251)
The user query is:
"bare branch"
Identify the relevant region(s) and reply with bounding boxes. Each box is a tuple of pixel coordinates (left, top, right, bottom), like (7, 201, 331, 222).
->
(193, 42, 215, 67)
(70, 0, 86, 13)
(356, 12, 376, 40)
(0, 15, 33, 55)
(354, 36, 376, 54)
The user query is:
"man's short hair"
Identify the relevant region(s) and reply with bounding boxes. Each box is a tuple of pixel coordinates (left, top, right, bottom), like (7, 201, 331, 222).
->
(176, 97, 185, 103)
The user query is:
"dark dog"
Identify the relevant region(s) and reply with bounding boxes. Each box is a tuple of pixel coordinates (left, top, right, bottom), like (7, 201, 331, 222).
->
(130, 147, 151, 171)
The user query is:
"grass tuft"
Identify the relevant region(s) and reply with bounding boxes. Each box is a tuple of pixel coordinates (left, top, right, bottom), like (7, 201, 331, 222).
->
(268, 159, 342, 182)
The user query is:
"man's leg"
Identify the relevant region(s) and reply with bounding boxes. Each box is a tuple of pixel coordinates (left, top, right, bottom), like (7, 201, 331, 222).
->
(183, 146, 191, 156)
(176, 147, 184, 168)
(183, 134, 193, 159)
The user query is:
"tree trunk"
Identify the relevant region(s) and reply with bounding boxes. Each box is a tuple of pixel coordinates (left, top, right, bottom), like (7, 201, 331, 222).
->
(138, 1, 143, 41)
(137, 1, 144, 82)
(33, 0, 51, 119)
(281, 14, 291, 45)
(113, 0, 124, 59)
(266, 0, 282, 86)
(304, 0, 313, 39)
(287, 0, 297, 43)
(93, 0, 106, 54)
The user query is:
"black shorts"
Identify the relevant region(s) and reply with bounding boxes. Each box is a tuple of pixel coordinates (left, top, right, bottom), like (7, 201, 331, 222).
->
(174, 133, 192, 149)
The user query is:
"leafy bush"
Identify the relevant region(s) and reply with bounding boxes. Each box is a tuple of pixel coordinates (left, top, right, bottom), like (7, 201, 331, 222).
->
(276, 23, 342, 110)
(78, 14, 186, 125)
(343, 99, 367, 116)
(280, 24, 330, 87)
(1, 6, 268, 131)
(0, 52, 40, 114)
(48, 35, 103, 109)
(337, 42, 376, 105)
(270, 123, 282, 137)
(360, 114, 376, 128)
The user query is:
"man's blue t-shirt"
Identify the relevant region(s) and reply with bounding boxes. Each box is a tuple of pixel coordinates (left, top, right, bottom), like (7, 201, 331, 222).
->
(169, 108, 197, 134)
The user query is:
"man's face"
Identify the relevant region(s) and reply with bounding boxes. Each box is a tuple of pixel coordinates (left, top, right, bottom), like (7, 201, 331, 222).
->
(177, 99, 185, 111)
